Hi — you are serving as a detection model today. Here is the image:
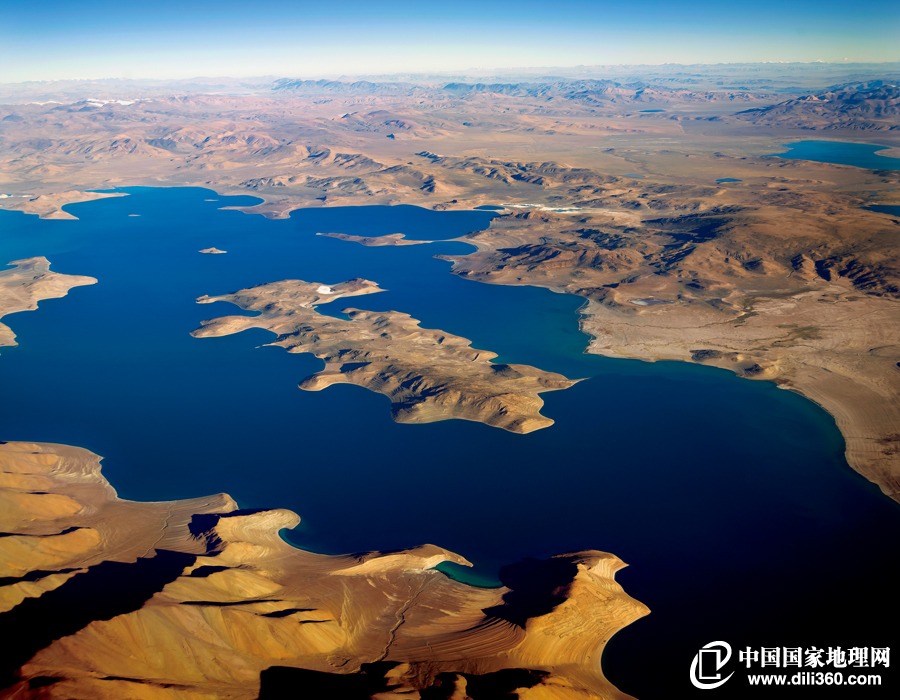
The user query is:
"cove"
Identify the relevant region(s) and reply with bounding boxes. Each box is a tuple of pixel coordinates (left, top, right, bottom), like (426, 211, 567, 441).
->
(0, 187, 897, 699)
(771, 140, 900, 170)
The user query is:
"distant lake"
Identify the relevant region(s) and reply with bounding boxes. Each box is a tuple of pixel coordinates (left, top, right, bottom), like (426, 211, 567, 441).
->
(868, 204, 900, 217)
(1, 187, 897, 699)
(715, 177, 742, 183)
(772, 140, 900, 170)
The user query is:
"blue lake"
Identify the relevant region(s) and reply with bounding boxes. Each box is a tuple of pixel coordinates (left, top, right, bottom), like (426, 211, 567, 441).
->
(868, 204, 900, 217)
(1, 187, 897, 698)
(772, 140, 900, 170)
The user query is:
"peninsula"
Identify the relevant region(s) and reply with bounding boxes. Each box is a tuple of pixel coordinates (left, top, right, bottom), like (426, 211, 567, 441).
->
(316, 232, 432, 246)
(192, 277, 575, 433)
(0, 440, 647, 699)
(0, 257, 97, 348)
(436, 202, 900, 499)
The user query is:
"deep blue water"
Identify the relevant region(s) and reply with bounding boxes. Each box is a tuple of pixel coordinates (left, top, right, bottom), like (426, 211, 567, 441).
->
(868, 204, 900, 217)
(715, 177, 742, 183)
(1, 187, 897, 699)
(772, 140, 900, 170)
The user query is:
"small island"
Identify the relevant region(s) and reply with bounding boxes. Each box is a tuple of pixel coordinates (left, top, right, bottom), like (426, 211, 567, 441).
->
(198, 247, 228, 254)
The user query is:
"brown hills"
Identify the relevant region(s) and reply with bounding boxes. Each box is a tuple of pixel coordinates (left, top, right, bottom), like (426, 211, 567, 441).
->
(736, 82, 900, 131)
(0, 440, 647, 699)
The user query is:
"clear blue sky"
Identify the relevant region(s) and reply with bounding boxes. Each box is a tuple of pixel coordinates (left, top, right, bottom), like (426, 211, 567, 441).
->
(1, 0, 898, 82)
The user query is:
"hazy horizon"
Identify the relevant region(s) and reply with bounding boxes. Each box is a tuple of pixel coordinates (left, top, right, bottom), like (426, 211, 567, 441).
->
(2, 0, 899, 83)
(2, 61, 899, 88)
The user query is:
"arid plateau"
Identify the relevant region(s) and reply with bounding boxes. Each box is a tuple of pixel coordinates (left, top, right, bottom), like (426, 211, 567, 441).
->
(1, 64, 898, 698)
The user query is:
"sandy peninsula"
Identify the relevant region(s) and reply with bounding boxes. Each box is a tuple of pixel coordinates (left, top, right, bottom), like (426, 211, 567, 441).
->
(192, 277, 575, 433)
(0, 440, 647, 699)
(0, 190, 125, 220)
(0, 257, 97, 348)
(316, 232, 432, 246)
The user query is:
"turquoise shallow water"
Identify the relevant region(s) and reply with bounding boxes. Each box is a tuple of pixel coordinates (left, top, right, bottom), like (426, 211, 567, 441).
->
(772, 140, 900, 170)
(0, 187, 897, 698)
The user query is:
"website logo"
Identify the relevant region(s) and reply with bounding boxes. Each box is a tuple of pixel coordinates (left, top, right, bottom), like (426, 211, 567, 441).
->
(691, 641, 734, 690)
